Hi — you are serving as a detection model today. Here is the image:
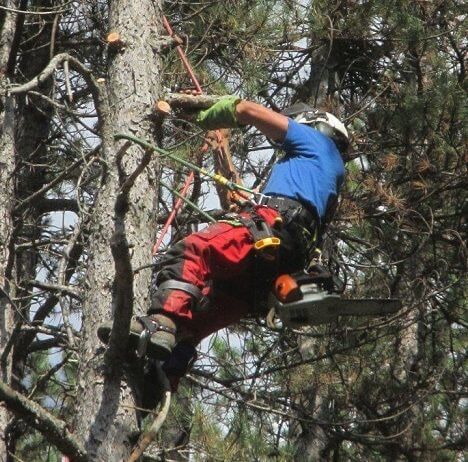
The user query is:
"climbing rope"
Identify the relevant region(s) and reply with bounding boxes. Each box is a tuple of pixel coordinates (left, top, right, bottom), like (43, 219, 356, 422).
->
(152, 16, 240, 255)
(115, 133, 255, 198)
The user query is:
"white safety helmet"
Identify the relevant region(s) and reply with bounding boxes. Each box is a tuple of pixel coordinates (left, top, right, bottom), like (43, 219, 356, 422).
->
(282, 103, 350, 154)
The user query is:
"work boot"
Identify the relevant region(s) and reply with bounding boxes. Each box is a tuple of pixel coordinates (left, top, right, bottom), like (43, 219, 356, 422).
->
(97, 314, 177, 360)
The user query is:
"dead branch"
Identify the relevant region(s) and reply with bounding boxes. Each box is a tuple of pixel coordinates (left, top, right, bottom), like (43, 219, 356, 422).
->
(28, 337, 67, 353)
(57, 222, 84, 348)
(27, 90, 97, 118)
(13, 217, 86, 366)
(105, 229, 134, 371)
(0, 5, 69, 15)
(7, 53, 95, 96)
(0, 380, 88, 462)
(6, 52, 103, 120)
(14, 145, 100, 213)
(151, 35, 185, 51)
(27, 280, 82, 300)
(35, 198, 79, 214)
(106, 32, 125, 50)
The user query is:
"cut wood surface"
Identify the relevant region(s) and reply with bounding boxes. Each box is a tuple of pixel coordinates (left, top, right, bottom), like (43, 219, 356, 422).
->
(107, 32, 125, 49)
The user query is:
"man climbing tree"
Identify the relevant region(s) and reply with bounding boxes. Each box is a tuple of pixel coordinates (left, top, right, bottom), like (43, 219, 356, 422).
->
(1, 1, 465, 459)
(98, 95, 350, 387)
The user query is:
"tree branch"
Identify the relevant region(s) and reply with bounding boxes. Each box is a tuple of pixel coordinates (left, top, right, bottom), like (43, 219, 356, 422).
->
(7, 52, 96, 96)
(14, 145, 100, 213)
(28, 337, 67, 353)
(27, 280, 82, 300)
(105, 142, 153, 370)
(127, 365, 171, 462)
(0, 380, 88, 462)
(6, 52, 103, 120)
(164, 92, 228, 110)
(35, 198, 79, 214)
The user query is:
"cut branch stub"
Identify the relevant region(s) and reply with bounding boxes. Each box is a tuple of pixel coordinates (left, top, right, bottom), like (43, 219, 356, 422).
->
(107, 32, 125, 50)
(154, 100, 171, 116)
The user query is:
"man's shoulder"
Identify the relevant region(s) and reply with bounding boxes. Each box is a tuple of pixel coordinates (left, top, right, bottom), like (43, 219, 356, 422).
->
(290, 119, 333, 140)
(284, 119, 334, 152)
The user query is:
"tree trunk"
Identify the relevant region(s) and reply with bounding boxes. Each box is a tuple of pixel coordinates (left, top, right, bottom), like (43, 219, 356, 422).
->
(11, 1, 55, 377)
(72, 1, 164, 460)
(0, 3, 20, 457)
(0, 95, 16, 462)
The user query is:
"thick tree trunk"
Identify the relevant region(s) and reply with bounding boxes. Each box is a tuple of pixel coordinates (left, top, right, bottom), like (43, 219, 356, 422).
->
(0, 95, 16, 462)
(11, 5, 55, 377)
(73, 1, 163, 460)
(0, 1, 17, 75)
(0, 3, 19, 457)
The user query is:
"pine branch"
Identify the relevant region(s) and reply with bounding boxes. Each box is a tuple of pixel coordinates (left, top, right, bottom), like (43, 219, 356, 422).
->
(0, 380, 88, 462)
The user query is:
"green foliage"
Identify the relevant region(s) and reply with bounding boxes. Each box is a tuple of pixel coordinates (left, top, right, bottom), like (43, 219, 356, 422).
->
(13, 350, 76, 461)
(15, 429, 61, 462)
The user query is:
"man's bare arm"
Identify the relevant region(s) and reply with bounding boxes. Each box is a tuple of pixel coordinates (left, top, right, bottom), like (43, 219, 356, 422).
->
(236, 100, 289, 143)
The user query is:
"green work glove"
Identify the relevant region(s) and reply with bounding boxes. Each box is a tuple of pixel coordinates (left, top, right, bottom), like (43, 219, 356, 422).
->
(195, 95, 241, 130)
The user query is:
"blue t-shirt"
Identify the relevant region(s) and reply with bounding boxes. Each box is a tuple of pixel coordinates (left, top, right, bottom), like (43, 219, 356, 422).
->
(262, 119, 345, 221)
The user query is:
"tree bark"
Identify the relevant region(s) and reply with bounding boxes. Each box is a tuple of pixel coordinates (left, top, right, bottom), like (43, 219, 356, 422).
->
(72, 1, 164, 460)
(164, 92, 227, 110)
(0, 94, 16, 462)
(11, 3, 55, 376)
(0, 2, 19, 457)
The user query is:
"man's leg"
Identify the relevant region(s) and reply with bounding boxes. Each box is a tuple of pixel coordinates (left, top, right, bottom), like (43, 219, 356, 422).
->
(98, 220, 256, 359)
(148, 222, 255, 344)
(159, 291, 251, 392)
(98, 207, 282, 360)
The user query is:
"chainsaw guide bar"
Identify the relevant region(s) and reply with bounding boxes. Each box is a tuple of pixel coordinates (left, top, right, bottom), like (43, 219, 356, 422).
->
(269, 272, 402, 328)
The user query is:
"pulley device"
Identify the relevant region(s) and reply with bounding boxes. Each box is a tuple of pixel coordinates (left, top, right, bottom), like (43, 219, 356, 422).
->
(268, 266, 402, 328)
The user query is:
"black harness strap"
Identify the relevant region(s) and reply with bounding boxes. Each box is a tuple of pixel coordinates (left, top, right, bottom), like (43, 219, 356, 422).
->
(157, 280, 209, 312)
(158, 280, 203, 300)
(257, 195, 318, 231)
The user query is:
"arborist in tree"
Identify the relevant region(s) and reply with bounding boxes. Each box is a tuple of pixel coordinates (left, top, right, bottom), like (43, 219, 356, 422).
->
(99, 96, 350, 390)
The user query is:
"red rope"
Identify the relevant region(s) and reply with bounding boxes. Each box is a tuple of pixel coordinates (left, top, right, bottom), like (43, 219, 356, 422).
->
(153, 17, 238, 255)
(162, 16, 203, 94)
(152, 172, 194, 256)
(151, 16, 202, 255)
